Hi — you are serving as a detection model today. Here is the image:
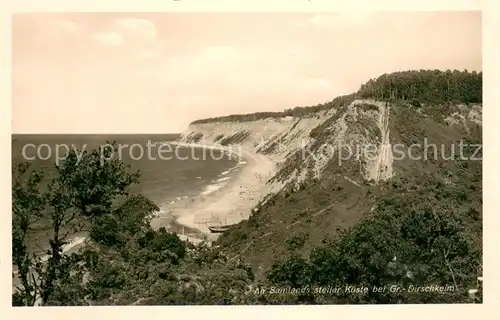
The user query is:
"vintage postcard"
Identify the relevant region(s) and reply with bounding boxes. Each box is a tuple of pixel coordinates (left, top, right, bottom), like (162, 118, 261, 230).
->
(1, 1, 498, 319)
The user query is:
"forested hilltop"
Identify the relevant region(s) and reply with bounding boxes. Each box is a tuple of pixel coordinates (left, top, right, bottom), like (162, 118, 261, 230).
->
(191, 69, 482, 124)
(358, 70, 482, 103)
(12, 69, 482, 305)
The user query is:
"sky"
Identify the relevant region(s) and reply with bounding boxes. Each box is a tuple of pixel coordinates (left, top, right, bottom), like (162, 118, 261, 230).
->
(12, 11, 482, 133)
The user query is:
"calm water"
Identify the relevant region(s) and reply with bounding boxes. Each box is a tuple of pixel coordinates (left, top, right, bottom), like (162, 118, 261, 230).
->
(12, 134, 240, 255)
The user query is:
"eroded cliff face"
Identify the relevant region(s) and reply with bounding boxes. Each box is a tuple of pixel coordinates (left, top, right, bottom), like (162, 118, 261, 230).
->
(180, 98, 482, 270)
(178, 99, 403, 194)
(179, 109, 333, 162)
(180, 99, 482, 192)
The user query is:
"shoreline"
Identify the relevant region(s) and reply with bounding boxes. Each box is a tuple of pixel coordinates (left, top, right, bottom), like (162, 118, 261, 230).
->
(168, 141, 276, 241)
(13, 141, 273, 292)
(14, 142, 272, 276)
(167, 141, 243, 163)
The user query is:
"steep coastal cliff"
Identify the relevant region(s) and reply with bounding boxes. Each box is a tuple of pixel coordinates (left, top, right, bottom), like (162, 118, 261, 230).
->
(179, 97, 482, 220)
(176, 71, 482, 297)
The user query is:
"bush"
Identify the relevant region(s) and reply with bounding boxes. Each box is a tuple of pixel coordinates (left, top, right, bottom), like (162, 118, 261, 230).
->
(90, 214, 122, 247)
(267, 254, 311, 288)
(138, 229, 187, 264)
(286, 232, 309, 251)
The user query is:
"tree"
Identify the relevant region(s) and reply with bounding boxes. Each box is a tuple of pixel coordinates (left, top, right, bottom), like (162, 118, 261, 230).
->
(12, 163, 46, 306)
(357, 69, 482, 104)
(90, 194, 159, 248)
(55, 141, 140, 219)
(12, 142, 141, 306)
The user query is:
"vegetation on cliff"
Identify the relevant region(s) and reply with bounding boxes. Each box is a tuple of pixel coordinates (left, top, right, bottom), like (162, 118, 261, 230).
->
(358, 69, 482, 104)
(191, 94, 358, 124)
(190, 69, 481, 125)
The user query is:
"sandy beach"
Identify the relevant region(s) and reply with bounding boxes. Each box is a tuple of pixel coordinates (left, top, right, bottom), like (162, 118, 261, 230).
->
(169, 142, 276, 240)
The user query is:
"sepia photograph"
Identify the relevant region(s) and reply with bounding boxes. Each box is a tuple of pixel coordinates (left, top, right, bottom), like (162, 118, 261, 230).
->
(10, 11, 484, 306)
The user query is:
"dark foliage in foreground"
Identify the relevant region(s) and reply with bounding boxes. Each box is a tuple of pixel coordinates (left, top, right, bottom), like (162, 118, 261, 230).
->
(266, 175, 482, 304)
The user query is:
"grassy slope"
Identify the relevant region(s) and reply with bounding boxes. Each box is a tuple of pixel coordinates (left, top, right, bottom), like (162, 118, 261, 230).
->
(216, 100, 482, 286)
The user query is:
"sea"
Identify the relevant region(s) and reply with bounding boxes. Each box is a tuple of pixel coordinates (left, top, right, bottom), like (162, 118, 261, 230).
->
(11, 134, 243, 258)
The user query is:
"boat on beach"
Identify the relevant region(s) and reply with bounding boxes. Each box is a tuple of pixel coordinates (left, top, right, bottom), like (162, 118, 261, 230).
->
(207, 224, 235, 233)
